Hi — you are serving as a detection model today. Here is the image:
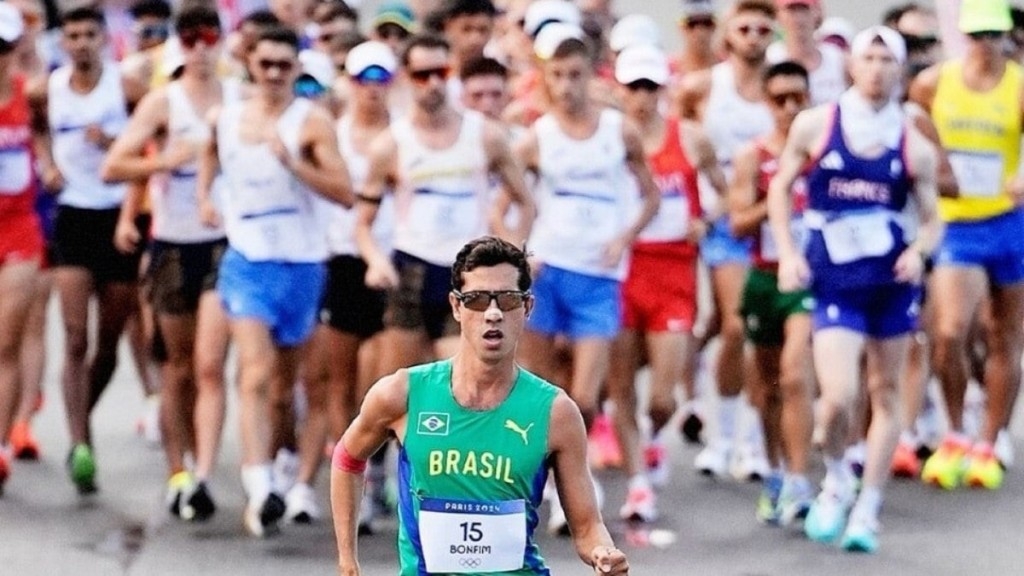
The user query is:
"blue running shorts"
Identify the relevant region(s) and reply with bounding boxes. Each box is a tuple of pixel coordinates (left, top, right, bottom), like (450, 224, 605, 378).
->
(527, 264, 621, 340)
(934, 208, 1024, 286)
(700, 216, 751, 268)
(812, 283, 921, 339)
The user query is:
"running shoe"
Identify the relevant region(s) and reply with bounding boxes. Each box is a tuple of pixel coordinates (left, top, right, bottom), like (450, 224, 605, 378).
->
(644, 442, 669, 488)
(357, 488, 376, 536)
(135, 394, 161, 447)
(588, 414, 623, 469)
(243, 492, 286, 537)
(285, 483, 322, 524)
(731, 441, 770, 483)
(890, 440, 921, 479)
(165, 471, 194, 517)
(544, 481, 570, 537)
(180, 481, 217, 522)
(777, 476, 814, 527)
(755, 473, 783, 525)
(9, 420, 40, 461)
(680, 411, 704, 445)
(964, 444, 1004, 490)
(843, 442, 866, 484)
(619, 483, 658, 523)
(841, 512, 880, 553)
(272, 448, 300, 495)
(694, 440, 732, 478)
(995, 429, 1014, 470)
(0, 450, 9, 497)
(804, 477, 854, 544)
(921, 435, 969, 490)
(67, 443, 97, 494)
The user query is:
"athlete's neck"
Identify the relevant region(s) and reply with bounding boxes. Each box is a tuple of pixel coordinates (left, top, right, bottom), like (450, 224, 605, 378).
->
(785, 34, 819, 69)
(353, 102, 389, 128)
(450, 353, 517, 410)
(633, 110, 664, 141)
(412, 104, 454, 130)
(677, 49, 715, 74)
(255, 91, 294, 116)
(180, 70, 220, 94)
(728, 54, 766, 98)
(965, 50, 1006, 78)
(553, 97, 594, 124)
(0, 68, 11, 102)
(70, 59, 103, 92)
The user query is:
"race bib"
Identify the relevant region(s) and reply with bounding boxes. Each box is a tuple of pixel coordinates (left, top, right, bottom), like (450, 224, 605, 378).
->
(760, 218, 806, 263)
(415, 189, 477, 239)
(640, 194, 689, 242)
(821, 211, 895, 265)
(418, 498, 527, 574)
(0, 148, 32, 195)
(948, 151, 1004, 198)
(552, 190, 617, 236)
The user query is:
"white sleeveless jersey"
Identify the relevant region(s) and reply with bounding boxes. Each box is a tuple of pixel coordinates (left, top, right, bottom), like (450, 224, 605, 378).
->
(390, 110, 490, 266)
(702, 63, 774, 213)
(767, 42, 848, 105)
(149, 79, 241, 243)
(48, 61, 128, 209)
(530, 109, 633, 280)
(217, 98, 327, 262)
(323, 114, 395, 257)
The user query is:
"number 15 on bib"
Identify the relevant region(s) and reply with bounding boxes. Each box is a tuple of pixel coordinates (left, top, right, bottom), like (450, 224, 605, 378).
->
(418, 497, 528, 573)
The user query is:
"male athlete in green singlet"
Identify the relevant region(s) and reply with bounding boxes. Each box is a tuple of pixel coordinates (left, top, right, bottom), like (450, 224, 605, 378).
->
(331, 236, 628, 575)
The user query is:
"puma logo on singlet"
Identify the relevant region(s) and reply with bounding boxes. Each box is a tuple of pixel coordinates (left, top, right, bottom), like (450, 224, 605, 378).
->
(504, 419, 534, 445)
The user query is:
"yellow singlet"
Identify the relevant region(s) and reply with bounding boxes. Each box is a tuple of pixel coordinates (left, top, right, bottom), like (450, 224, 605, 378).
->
(932, 59, 1023, 222)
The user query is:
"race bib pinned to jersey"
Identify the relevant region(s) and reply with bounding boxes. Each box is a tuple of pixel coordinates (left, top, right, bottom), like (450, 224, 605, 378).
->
(0, 148, 32, 195)
(948, 150, 1004, 198)
(418, 497, 527, 573)
(821, 211, 895, 265)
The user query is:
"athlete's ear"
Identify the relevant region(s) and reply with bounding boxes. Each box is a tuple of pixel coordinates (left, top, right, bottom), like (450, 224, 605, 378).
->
(524, 295, 534, 318)
(450, 291, 462, 322)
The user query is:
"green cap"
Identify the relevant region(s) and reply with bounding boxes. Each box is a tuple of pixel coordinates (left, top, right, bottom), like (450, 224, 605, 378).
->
(959, 0, 1012, 34)
(373, 2, 415, 33)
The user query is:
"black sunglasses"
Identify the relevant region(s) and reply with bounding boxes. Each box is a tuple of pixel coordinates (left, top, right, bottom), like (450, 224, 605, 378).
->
(408, 66, 450, 83)
(968, 30, 1005, 41)
(453, 290, 531, 312)
(767, 90, 808, 108)
(257, 58, 295, 73)
(685, 17, 715, 30)
(902, 33, 938, 53)
(0, 38, 15, 55)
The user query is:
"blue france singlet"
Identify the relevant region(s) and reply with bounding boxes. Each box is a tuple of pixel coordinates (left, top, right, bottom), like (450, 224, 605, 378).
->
(803, 105, 913, 292)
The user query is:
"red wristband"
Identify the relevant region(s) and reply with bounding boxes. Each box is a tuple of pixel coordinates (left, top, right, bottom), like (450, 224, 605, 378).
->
(332, 440, 368, 474)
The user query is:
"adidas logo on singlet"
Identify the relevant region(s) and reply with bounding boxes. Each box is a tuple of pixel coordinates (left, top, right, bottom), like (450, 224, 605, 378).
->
(820, 150, 845, 171)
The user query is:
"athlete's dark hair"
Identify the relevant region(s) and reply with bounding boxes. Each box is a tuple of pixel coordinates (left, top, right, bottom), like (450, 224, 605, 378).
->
(130, 0, 172, 20)
(550, 37, 589, 60)
(175, 5, 221, 33)
(452, 237, 532, 292)
(732, 0, 775, 20)
(60, 6, 106, 28)
(460, 56, 507, 81)
(882, 2, 918, 28)
(240, 9, 280, 29)
(1012, 7, 1024, 30)
(401, 34, 450, 67)
(763, 60, 809, 86)
(314, 1, 358, 25)
(440, 0, 498, 22)
(256, 26, 301, 53)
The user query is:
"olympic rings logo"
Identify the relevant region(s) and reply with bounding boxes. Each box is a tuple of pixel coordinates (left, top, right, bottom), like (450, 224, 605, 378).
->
(459, 558, 482, 568)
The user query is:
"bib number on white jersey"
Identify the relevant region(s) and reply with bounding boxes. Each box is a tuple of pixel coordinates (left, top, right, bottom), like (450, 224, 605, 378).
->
(948, 150, 1004, 198)
(0, 148, 32, 195)
(418, 497, 527, 573)
(415, 188, 477, 239)
(641, 194, 690, 242)
(821, 211, 895, 265)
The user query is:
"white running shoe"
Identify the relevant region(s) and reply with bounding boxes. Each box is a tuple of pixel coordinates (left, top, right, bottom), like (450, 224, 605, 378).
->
(995, 429, 1015, 469)
(694, 440, 732, 478)
(644, 442, 670, 488)
(284, 483, 321, 524)
(357, 488, 376, 535)
(544, 481, 569, 536)
(731, 441, 770, 482)
(619, 484, 658, 523)
(244, 492, 286, 537)
(272, 448, 300, 495)
(136, 395, 161, 447)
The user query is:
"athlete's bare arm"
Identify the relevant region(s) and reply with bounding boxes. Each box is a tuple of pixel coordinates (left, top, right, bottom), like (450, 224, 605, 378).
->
(907, 64, 941, 115)
(905, 103, 959, 199)
(121, 74, 149, 114)
(895, 127, 943, 284)
(688, 121, 729, 221)
(196, 106, 222, 229)
(483, 120, 535, 246)
(614, 119, 660, 265)
(26, 75, 62, 193)
(676, 68, 712, 121)
(727, 142, 765, 238)
(331, 371, 409, 576)
(679, 122, 714, 242)
(547, 392, 628, 575)
(277, 104, 353, 206)
(356, 130, 399, 289)
(767, 107, 824, 291)
(101, 88, 173, 183)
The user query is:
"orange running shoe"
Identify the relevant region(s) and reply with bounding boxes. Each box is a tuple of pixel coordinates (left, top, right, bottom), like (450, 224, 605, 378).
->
(890, 440, 920, 478)
(587, 414, 623, 469)
(9, 420, 40, 461)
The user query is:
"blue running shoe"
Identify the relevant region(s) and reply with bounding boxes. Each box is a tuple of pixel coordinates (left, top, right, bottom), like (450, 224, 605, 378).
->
(841, 513, 879, 553)
(804, 478, 853, 544)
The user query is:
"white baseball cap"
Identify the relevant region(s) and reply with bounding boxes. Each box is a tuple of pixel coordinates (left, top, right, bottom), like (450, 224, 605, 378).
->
(615, 44, 670, 86)
(850, 25, 906, 65)
(609, 14, 661, 52)
(680, 0, 716, 17)
(533, 21, 585, 60)
(299, 49, 336, 87)
(523, 0, 581, 38)
(0, 3, 25, 44)
(345, 40, 398, 77)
